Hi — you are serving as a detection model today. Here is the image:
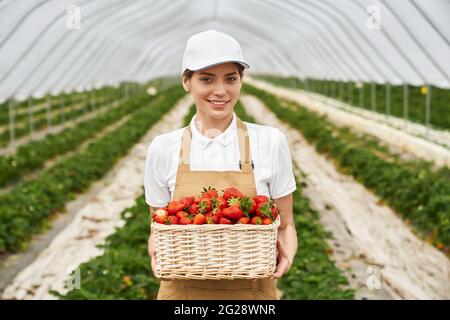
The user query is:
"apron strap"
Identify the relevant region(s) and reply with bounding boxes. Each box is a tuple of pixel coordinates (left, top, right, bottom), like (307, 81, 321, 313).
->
(178, 116, 254, 173)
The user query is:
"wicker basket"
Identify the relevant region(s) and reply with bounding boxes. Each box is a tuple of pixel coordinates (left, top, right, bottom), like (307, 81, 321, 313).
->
(152, 216, 280, 280)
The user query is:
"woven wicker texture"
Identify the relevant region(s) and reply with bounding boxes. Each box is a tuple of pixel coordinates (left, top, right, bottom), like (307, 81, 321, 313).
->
(153, 216, 280, 280)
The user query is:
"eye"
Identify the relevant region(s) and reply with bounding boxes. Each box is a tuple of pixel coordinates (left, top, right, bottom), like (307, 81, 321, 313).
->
(200, 77, 212, 83)
(227, 77, 237, 81)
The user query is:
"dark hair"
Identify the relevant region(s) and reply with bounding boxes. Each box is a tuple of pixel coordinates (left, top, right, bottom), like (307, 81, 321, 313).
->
(183, 63, 245, 80)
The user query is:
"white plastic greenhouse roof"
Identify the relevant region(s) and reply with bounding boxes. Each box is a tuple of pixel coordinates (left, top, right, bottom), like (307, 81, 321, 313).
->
(0, 0, 449, 102)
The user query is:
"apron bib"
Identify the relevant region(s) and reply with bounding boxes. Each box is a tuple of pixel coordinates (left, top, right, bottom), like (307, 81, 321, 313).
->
(156, 117, 279, 300)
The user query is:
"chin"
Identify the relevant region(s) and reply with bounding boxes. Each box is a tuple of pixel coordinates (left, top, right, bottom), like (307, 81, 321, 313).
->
(209, 109, 232, 119)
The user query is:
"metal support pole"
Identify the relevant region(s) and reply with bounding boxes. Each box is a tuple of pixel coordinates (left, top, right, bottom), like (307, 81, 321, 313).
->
(348, 82, 353, 105)
(70, 95, 74, 120)
(386, 83, 391, 119)
(92, 90, 96, 109)
(47, 95, 51, 128)
(359, 84, 364, 108)
(425, 85, 431, 131)
(61, 94, 65, 122)
(8, 98, 15, 145)
(28, 96, 34, 135)
(403, 84, 409, 120)
(371, 82, 376, 112)
(85, 92, 89, 111)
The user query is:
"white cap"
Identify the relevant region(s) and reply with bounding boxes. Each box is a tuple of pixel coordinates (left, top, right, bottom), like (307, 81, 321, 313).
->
(182, 29, 250, 74)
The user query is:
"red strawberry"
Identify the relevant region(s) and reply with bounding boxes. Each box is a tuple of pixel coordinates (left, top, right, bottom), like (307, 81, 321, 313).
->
(271, 206, 279, 220)
(223, 187, 244, 201)
(205, 209, 222, 224)
(180, 196, 195, 208)
(240, 197, 256, 215)
(255, 202, 273, 218)
(213, 207, 223, 218)
(193, 213, 206, 225)
(212, 197, 228, 210)
(253, 195, 269, 206)
(194, 197, 202, 205)
(205, 212, 215, 224)
(198, 198, 212, 214)
(227, 197, 241, 206)
(176, 211, 189, 220)
(222, 202, 243, 220)
(167, 200, 185, 215)
(262, 217, 273, 225)
(153, 208, 168, 224)
(251, 216, 262, 225)
(201, 186, 218, 199)
(179, 216, 193, 225)
(219, 217, 233, 224)
(237, 217, 250, 224)
(188, 203, 200, 215)
(168, 216, 179, 225)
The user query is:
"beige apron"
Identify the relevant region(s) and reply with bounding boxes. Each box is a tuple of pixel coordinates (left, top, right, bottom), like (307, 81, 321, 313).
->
(156, 117, 279, 300)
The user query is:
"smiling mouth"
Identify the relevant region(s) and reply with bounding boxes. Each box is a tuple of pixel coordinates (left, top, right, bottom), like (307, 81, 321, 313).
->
(207, 100, 230, 107)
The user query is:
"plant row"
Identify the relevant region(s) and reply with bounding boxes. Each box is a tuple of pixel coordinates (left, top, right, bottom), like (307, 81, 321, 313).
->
(255, 75, 450, 130)
(0, 85, 186, 253)
(243, 84, 450, 254)
(0, 94, 148, 188)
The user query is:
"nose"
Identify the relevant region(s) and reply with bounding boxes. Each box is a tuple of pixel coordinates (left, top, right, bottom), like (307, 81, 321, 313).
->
(212, 80, 226, 96)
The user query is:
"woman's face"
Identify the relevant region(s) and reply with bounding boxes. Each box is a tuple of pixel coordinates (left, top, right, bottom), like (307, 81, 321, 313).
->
(182, 63, 242, 120)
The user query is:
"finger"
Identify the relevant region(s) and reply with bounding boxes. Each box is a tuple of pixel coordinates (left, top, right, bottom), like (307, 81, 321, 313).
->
(151, 256, 158, 276)
(276, 240, 288, 257)
(273, 259, 289, 279)
(272, 264, 282, 278)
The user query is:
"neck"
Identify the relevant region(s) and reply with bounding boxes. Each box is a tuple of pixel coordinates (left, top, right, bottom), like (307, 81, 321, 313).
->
(194, 112, 234, 139)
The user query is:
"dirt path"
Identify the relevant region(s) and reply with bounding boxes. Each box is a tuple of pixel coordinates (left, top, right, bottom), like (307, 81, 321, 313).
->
(1, 95, 192, 300)
(241, 94, 450, 300)
(246, 77, 450, 168)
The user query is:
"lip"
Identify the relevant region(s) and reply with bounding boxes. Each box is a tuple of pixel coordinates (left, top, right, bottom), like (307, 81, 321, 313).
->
(207, 99, 230, 107)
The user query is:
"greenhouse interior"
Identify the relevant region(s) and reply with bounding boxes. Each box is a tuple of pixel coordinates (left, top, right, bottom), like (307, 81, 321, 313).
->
(0, 0, 449, 302)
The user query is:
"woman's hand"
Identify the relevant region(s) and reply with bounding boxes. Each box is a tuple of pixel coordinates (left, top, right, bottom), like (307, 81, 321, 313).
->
(272, 240, 292, 279)
(148, 232, 159, 278)
(270, 193, 297, 280)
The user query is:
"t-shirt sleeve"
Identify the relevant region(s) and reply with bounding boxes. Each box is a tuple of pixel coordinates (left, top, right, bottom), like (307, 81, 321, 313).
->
(269, 129, 297, 199)
(144, 136, 171, 207)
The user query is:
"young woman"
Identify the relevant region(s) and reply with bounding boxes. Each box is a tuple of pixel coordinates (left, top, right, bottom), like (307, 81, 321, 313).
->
(145, 29, 297, 300)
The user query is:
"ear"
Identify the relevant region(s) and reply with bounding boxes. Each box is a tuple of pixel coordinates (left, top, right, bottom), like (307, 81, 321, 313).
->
(182, 77, 191, 92)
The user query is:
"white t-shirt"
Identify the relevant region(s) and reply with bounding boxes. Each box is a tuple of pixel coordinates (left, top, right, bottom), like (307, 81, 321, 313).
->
(144, 112, 297, 208)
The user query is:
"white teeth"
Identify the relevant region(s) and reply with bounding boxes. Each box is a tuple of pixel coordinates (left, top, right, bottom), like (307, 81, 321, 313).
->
(209, 100, 228, 106)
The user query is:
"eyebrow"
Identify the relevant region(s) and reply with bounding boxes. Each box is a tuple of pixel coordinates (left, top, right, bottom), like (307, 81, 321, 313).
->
(198, 72, 238, 76)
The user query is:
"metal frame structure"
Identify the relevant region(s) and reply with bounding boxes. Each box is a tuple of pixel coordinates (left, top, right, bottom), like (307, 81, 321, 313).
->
(0, 0, 449, 102)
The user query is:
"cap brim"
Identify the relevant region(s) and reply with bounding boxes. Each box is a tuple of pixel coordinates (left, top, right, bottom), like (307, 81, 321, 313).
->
(189, 60, 250, 72)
